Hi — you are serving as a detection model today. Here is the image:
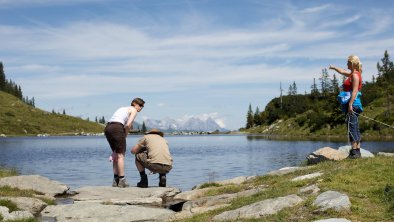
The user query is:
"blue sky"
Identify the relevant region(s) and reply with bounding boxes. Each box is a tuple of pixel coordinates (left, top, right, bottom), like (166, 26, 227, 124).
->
(1, 0, 394, 130)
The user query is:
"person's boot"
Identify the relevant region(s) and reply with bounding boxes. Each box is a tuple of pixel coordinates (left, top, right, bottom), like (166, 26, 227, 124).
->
(348, 148, 361, 159)
(118, 178, 129, 188)
(112, 178, 119, 187)
(159, 174, 166, 187)
(137, 174, 148, 188)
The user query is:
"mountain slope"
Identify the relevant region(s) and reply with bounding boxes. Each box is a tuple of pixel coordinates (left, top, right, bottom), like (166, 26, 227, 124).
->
(144, 116, 228, 132)
(0, 91, 104, 136)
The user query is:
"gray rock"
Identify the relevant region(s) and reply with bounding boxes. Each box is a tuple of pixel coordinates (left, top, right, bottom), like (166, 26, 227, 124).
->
(0, 197, 47, 216)
(291, 172, 323, 182)
(313, 191, 351, 211)
(41, 202, 175, 222)
(0, 175, 69, 197)
(299, 184, 320, 195)
(377, 152, 394, 157)
(193, 176, 256, 190)
(72, 186, 181, 207)
(212, 194, 303, 221)
(0, 206, 34, 221)
(182, 187, 265, 212)
(338, 145, 374, 158)
(266, 166, 308, 176)
(314, 218, 351, 222)
(173, 187, 216, 202)
(307, 147, 348, 165)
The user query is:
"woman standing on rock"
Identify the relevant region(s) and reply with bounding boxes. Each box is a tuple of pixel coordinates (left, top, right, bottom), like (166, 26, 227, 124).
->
(330, 55, 363, 158)
(105, 98, 145, 187)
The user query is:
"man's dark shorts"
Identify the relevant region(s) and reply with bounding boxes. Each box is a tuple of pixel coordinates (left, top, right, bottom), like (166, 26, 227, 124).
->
(136, 151, 172, 174)
(104, 122, 126, 154)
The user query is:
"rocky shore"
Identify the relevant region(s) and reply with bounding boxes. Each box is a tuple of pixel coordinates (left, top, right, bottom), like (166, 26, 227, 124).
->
(0, 146, 393, 222)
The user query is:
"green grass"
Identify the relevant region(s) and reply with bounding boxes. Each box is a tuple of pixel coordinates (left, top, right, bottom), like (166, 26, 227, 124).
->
(0, 91, 104, 136)
(173, 156, 394, 222)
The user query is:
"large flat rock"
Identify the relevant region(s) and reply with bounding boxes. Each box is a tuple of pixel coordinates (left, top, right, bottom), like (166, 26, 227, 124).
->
(313, 191, 351, 212)
(193, 176, 256, 189)
(72, 186, 181, 207)
(0, 197, 47, 216)
(0, 175, 69, 197)
(41, 202, 175, 222)
(212, 194, 303, 221)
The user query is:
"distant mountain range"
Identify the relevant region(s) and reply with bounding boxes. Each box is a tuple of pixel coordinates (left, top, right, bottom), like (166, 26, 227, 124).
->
(142, 116, 228, 132)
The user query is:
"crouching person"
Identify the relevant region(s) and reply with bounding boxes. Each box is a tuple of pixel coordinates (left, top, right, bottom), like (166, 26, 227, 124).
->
(131, 129, 173, 188)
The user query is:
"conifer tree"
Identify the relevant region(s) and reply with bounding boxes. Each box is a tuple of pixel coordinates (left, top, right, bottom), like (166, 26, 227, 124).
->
(0, 62, 6, 91)
(310, 78, 319, 97)
(330, 74, 340, 94)
(142, 121, 147, 132)
(253, 106, 261, 126)
(246, 104, 254, 129)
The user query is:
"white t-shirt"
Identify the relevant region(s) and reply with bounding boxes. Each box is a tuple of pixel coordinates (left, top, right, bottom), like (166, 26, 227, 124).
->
(108, 106, 135, 125)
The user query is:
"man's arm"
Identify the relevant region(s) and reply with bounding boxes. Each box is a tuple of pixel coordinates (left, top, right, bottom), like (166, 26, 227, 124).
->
(131, 143, 142, 154)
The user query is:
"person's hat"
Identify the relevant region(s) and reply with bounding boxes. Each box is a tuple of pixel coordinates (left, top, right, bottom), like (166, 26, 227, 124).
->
(146, 128, 164, 137)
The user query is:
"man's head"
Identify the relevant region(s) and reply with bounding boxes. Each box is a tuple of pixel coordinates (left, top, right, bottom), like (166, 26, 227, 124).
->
(146, 128, 164, 137)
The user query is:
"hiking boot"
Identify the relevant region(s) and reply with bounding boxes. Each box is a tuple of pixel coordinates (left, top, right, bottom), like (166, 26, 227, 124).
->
(159, 174, 166, 187)
(137, 174, 148, 188)
(118, 178, 129, 188)
(112, 178, 119, 187)
(348, 148, 361, 159)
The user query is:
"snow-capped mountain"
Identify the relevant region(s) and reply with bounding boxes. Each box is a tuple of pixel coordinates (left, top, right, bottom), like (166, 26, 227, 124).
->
(143, 116, 227, 132)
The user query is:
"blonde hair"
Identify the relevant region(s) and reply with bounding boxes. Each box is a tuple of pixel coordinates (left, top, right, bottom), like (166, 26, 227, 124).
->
(348, 55, 362, 72)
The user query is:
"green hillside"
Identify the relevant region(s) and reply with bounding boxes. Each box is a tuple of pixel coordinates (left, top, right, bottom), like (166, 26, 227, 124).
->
(0, 91, 104, 136)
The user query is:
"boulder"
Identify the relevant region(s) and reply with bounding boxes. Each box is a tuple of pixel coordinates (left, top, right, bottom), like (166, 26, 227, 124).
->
(212, 194, 303, 221)
(313, 191, 351, 212)
(72, 186, 181, 207)
(307, 147, 348, 165)
(0, 206, 34, 221)
(314, 219, 351, 222)
(0, 197, 47, 216)
(193, 176, 256, 190)
(377, 152, 394, 157)
(41, 202, 175, 222)
(182, 187, 265, 212)
(338, 145, 374, 158)
(266, 166, 308, 176)
(173, 187, 216, 202)
(0, 175, 69, 197)
(291, 172, 323, 182)
(299, 184, 320, 195)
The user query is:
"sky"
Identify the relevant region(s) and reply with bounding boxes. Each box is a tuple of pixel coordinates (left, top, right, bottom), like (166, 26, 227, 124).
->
(1, 0, 394, 130)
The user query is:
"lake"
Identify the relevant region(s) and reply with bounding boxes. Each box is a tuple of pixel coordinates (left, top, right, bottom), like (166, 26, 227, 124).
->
(0, 135, 393, 191)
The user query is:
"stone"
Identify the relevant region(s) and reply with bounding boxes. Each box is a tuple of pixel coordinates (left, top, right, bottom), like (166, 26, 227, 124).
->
(182, 187, 265, 212)
(299, 184, 320, 195)
(338, 145, 375, 158)
(212, 194, 303, 221)
(41, 202, 175, 222)
(0, 175, 69, 197)
(266, 166, 308, 176)
(313, 191, 351, 212)
(193, 176, 256, 190)
(291, 172, 323, 182)
(307, 147, 348, 165)
(72, 186, 181, 207)
(173, 187, 215, 202)
(0, 197, 47, 216)
(314, 218, 351, 222)
(377, 152, 394, 157)
(0, 206, 34, 221)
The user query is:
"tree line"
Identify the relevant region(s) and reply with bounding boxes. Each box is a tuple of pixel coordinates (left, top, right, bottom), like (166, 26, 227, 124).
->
(245, 50, 394, 132)
(0, 62, 35, 107)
